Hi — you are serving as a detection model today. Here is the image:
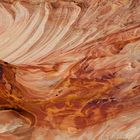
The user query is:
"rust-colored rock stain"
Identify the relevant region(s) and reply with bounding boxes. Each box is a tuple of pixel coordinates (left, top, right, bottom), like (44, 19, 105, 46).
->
(0, 0, 140, 140)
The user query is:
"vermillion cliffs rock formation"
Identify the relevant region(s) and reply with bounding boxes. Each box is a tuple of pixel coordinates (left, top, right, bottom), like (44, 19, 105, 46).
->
(0, 0, 140, 139)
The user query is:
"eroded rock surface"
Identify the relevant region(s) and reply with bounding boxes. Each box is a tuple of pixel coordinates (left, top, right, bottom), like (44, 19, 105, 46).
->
(0, 0, 140, 140)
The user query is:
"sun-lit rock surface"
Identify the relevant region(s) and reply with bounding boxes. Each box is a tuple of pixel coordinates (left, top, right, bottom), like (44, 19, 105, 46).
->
(0, 0, 140, 139)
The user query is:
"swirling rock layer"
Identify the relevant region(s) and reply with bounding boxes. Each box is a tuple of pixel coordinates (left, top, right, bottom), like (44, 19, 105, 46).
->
(0, 0, 140, 140)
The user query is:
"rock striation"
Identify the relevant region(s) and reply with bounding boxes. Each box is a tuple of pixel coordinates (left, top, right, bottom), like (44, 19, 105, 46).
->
(0, 0, 140, 140)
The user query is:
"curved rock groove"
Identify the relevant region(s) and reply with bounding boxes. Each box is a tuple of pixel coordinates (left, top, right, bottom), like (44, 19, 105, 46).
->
(0, 0, 140, 140)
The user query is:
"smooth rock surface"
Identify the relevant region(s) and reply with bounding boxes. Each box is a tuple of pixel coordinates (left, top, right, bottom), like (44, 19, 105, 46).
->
(0, 0, 140, 139)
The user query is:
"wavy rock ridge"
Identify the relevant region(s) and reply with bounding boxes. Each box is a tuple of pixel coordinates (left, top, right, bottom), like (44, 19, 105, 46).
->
(0, 0, 140, 140)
